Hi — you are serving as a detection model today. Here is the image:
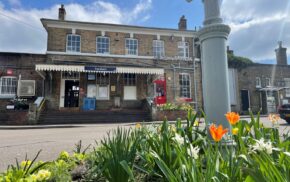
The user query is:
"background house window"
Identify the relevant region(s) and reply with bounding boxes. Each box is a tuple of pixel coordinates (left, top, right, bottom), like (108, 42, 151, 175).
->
(125, 39, 138, 55)
(124, 74, 136, 100)
(96, 37, 110, 54)
(179, 73, 191, 98)
(96, 73, 110, 100)
(0, 76, 17, 98)
(153, 40, 165, 58)
(265, 77, 271, 87)
(284, 78, 290, 97)
(66, 34, 81, 52)
(178, 42, 189, 58)
(255, 77, 261, 88)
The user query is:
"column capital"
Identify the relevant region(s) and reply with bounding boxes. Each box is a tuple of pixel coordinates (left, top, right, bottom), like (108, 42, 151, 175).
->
(198, 24, 231, 42)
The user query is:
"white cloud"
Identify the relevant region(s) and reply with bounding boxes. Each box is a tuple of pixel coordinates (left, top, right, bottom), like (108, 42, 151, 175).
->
(221, 0, 290, 63)
(0, 0, 152, 53)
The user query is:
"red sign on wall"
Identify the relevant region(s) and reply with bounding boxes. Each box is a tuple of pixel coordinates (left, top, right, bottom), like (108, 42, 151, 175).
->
(6, 69, 13, 75)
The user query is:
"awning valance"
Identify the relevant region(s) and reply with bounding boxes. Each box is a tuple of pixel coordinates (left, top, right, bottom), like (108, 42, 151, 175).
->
(35, 64, 164, 75)
(116, 67, 164, 75)
(258, 87, 289, 92)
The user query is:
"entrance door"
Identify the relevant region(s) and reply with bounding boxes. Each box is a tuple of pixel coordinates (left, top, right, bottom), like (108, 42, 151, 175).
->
(64, 80, 79, 107)
(241, 90, 250, 111)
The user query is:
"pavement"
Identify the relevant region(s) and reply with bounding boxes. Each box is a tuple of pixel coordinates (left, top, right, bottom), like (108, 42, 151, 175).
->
(0, 117, 289, 172)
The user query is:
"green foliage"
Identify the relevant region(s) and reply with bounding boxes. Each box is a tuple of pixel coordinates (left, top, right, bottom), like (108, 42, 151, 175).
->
(85, 127, 140, 182)
(2, 110, 290, 181)
(228, 53, 253, 69)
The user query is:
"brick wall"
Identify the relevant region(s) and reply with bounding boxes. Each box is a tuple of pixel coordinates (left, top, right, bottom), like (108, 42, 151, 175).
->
(0, 53, 46, 111)
(46, 28, 194, 57)
(238, 64, 290, 113)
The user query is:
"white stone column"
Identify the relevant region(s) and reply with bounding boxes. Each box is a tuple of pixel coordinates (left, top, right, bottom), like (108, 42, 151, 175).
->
(198, 0, 231, 128)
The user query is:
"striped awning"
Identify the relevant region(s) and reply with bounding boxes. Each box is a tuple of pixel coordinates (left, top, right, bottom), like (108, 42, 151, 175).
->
(35, 64, 164, 75)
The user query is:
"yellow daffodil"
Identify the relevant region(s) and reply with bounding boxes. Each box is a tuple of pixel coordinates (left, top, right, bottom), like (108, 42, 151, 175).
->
(232, 128, 239, 135)
(36, 170, 51, 181)
(268, 114, 280, 124)
(20, 160, 31, 168)
(135, 123, 141, 129)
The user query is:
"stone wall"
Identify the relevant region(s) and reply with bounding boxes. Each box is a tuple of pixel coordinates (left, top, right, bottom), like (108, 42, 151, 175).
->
(238, 64, 290, 113)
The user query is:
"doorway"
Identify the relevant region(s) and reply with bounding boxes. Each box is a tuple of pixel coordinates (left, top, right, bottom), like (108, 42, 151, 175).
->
(64, 80, 79, 107)
(241, 90, 250, 111)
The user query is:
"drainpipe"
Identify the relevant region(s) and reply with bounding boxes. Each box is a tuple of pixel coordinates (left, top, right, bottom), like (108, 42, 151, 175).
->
(36, 70, 46, 96)
(193, 58, 200, 111)
(172, 64, 176, 100)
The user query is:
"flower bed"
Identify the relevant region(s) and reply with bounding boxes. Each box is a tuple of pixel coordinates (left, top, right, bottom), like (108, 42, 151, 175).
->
(155, 102, 193, 120)
(1, 111, 290, 181)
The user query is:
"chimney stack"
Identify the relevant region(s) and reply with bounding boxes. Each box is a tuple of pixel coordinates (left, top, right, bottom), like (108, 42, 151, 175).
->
(178, 15, 187, 30)
(275, 41, 287, 65)
(58, 4, 66, 21)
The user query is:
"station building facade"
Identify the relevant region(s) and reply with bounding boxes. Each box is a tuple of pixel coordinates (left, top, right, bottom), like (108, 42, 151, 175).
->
(0, 5, 203, 114)
(1, 5, 290, 121)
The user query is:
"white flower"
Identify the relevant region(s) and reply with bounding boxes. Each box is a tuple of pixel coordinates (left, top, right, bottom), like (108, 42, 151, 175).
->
(250, 138, 273, 154)
(174, 134, 184, 145)
(187, 144, 200, 159)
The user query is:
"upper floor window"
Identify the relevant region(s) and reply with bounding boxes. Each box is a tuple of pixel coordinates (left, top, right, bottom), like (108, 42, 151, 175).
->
(178, 42, 189, 58)
(0, 76, 17, 98)
(265, 77, 271, 87)
(96, 37, 110, 54)
(66, 34, 81, 52)
(153, 40, 165, 58)
(255, 77, 261, 88)
(125, 39, 138, 55)
(179, 73, 191, 98)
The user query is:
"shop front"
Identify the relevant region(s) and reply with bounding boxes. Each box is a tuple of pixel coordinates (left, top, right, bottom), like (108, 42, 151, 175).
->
(36, 64, 164, 111)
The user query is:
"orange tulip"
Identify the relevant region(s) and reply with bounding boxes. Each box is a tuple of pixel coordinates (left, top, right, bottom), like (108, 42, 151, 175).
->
(209, 124, 228, 142)
(225, 112, 240, 125)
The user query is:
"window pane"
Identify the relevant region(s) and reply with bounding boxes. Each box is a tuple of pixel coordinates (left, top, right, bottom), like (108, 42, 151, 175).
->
(67, 34, 81, 52)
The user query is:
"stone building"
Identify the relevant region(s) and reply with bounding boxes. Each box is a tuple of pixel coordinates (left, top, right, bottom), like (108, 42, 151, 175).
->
(1, 4, 289, 124)
(230, 42, 290, 114)
(35, 5, 202, 113)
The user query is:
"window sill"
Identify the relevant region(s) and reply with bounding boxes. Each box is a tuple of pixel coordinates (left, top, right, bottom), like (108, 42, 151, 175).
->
(0, 95, 15, 99)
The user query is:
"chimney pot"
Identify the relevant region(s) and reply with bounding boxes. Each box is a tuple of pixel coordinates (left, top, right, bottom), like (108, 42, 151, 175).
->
(58, 4, 66, 21)
(275, 41, 288, 65)
(178, 15, 187, 31)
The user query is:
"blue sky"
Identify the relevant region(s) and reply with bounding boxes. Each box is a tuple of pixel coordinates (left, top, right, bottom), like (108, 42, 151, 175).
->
(0, 0, 290, 64)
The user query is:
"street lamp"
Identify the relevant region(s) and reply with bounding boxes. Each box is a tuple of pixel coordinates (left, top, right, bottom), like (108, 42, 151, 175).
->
(187, 0, 231, 130)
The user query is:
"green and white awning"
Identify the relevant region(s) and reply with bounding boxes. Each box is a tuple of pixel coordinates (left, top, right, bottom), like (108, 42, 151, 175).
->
(35, 64, 164, 75)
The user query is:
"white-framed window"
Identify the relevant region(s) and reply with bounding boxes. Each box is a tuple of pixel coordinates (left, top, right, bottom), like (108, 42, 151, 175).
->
(153, 40, 165, 58)
(0, 76, 17, 98)
(61, 72, 80, 80)
(265, 77, 271, 87)
(179, 73, 191, 98)
(255, 77, 261, 88)
(66, 34, 81, 52)
(124, 74, 137, 100)
(284, 78, 290, 97)
(96, 73, 110, 100)
(178, 41, 189, 58)
(125, 38, 138, 55)
(96, 36, 110, 54)
(124, 73, 136, 86)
